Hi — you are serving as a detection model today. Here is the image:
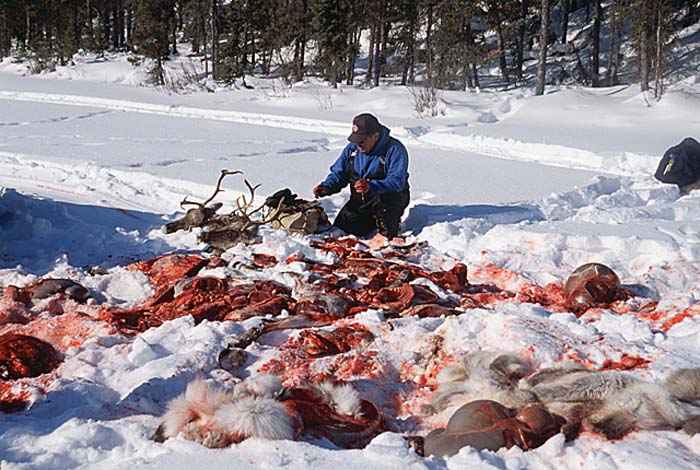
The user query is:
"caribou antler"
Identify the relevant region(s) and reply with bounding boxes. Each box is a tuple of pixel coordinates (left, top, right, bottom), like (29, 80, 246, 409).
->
(165, 169, 289, 250)
(180, 169, 242, 209)
(233, 178, 287, 229)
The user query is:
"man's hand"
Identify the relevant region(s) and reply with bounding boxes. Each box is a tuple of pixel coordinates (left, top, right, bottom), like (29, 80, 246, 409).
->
(313, 184, 329, 198)
(354, 178, 370, 194)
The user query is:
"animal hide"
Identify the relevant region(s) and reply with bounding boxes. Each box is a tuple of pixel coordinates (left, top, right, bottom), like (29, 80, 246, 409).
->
(312, 382, 363, 418)
(425, 351, 536, 423)
(154, 375, 379, 448)
(232, 374, 284, 399)
(666, 368, 700, 404)
(428, 351, 700, 439)
(215, 395, 296, 440)
(157, 379, 233, 447)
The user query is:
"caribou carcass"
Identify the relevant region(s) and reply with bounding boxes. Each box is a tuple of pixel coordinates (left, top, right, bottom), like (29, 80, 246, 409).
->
(163, 169, 286, 253)
(425, 350, 700, 447)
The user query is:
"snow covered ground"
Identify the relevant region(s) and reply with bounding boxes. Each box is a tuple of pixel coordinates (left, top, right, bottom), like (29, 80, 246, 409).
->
(2, 54, 700, 469)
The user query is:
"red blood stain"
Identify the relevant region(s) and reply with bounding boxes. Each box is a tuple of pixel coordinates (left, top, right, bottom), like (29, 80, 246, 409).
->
(600, 353, 650, 371)
(252, 253, 278, 268)
(285, 252, 305, 264)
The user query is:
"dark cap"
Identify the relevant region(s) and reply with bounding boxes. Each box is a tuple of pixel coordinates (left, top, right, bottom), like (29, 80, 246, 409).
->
(348, 113, 382, 143)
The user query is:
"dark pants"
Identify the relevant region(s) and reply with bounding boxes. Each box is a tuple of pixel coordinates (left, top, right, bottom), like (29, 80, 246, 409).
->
(333, 189, 410, 239)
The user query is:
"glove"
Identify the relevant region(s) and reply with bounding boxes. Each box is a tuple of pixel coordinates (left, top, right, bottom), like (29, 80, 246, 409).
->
(313, 184, 329, 198)
(354, 179, 370, 194)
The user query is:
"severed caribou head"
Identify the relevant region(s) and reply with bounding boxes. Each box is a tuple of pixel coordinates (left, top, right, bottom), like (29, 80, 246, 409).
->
(162, 169, 285, 253)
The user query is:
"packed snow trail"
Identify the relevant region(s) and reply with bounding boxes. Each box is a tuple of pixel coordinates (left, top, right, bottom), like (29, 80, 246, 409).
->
(0, 91, 350, 137)
(0, 90, 655, 176)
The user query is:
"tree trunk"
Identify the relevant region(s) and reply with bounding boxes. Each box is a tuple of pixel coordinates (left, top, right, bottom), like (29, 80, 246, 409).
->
(464, 60, 472, 89)
(203, 7, 208, 77)
(591, 0, 601, 86)
(247, 3, 255, 75)
(373, 1, 385, 88)
(408, 10, 416, 85)
(0, 9, 9, 56)
(463, 17, 472, 89)
(401, 10, 416, 86)
(101, 5, 110, 51)
(373, 20, 381, 87)
(346, 29, 358, 85)
(86, 0, 94, 47)
(126, 7, 133, 46)
(561, 0, 570, 44)
(612, 0, 624, 84)
(536, 0, 550, 95)
(494, 7, 509, 84)
(156, 55, 164, 85)
(26, 7, 31, 46)
(377, 16, 389, 87)
(639, 1, 651, 92)
(118, 0, 125, 49)
(654, 0, 664, 99)
(211, 0, 218, 79)
(111, 2, 119, 50)
(293, 0, 307, 83)
(366, 23, 375, 85)
(606, 0, 619, 85)
(426, 2, 433, 83)
(298, 35, 307, 81)
(517, 0, 529, 81)
(56, 1, 66, 65)
(293, 38, 301, 79)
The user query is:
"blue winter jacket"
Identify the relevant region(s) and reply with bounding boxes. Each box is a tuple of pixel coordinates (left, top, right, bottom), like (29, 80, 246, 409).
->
(321, 125, 409, 196)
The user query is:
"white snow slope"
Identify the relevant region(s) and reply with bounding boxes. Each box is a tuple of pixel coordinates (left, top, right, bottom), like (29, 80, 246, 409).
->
(2, 55, 700, 469)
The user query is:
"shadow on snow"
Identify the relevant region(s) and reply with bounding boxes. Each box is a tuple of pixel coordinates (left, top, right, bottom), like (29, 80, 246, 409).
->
(0, 188, 174, 273)
(403, 202, 543, 236)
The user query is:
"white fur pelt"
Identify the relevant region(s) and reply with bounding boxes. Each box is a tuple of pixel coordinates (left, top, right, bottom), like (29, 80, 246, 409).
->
(313, 381, 363, 417)
(425, 351, 536, 423)
(215, 395, 295, 440)
(426, 351, 700, 438)
(161, 379, 231, 440)
(157, 375, 293, 447)
(232, 374, 284, 400)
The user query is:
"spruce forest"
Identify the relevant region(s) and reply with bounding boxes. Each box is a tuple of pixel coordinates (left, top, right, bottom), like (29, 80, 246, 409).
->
(0, 1, 698, 98)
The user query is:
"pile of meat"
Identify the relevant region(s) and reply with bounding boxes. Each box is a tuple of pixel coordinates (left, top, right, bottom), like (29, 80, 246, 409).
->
(1, 237, 671, 456)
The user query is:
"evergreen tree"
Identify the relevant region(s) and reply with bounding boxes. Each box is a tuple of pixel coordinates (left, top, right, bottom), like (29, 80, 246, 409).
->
(431, 1, 483, 90)
(0, 0, 15, 57)
(393, 0, 419, 85)
(0, 0, 697, 95)
(313, 0, 351, 88)
(132, 0, 176, 84)
(216, 1, 245, 83)
(181, 0, 208, 54)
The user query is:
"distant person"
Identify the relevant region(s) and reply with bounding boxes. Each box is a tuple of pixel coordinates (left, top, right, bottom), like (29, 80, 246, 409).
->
(654, 137, 700, 193)
(313, 113, 410, 241)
